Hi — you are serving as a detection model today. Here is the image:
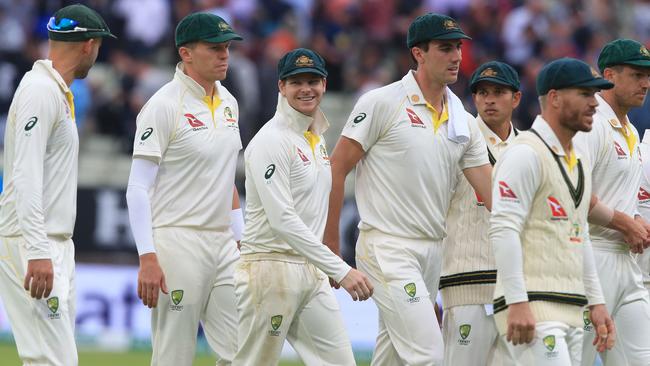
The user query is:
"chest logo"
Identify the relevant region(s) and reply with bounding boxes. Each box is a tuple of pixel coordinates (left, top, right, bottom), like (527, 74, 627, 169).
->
(406, 108, 425, 127)
(498, 181, 518, 200)
(184, 113, 208, 131)
(296, 147, 311, 165)
(547, 196, 568, 220)
(614, 141, 627, 158)
(639, 187, 650, 203)
(224, 106, 236, 123)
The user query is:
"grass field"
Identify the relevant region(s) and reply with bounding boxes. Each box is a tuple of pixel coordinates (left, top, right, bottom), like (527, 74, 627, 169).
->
(0, 343, 371, 365)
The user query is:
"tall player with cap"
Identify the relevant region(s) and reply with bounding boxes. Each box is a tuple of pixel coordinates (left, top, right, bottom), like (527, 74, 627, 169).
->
(324, 13, 492, 365)
(233, 47, 372, 366)
(490, 58, 615, 365)
(126, 12, 244, 366)
(439, 61, 521, 365)
(0, 4, 114, 365)
(575, 38, 650, 366)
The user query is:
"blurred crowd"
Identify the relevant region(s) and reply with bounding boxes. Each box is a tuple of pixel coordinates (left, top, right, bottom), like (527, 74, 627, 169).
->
(2, 0, 650, 152)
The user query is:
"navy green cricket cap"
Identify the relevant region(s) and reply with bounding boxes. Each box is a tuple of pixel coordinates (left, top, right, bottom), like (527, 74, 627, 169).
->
(407, 13, 471, 48)
(277, 48, 328, 80)
(470, 61, 520, 92)
(175, 13, 243, 47)
(47, 4, 116, 42)
(536, 58, 614, 96)
(597, 38, 650, 72)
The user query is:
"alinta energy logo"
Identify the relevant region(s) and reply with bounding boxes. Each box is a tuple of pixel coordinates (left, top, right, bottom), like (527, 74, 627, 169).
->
(184, 113, 208, 131)
(268, 315, 283, 336)
(458, 324, 471, 346)
(47, 297, 61, 319)
(170, 289, 184, 311)
(404, 282, 420, 303)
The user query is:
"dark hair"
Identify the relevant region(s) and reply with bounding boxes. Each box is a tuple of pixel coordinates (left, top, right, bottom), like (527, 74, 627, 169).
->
(410, 41, 430, 65)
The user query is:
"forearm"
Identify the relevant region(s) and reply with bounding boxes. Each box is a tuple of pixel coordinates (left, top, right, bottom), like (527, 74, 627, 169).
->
(323, 169, 346, 255)
(491, 227, 528, 304)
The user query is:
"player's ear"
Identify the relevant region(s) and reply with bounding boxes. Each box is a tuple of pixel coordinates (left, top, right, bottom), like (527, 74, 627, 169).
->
(278, 79, 286, 96)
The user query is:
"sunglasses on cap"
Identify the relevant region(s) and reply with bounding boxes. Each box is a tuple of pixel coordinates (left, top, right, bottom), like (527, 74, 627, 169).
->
(47, 17, 105, 33)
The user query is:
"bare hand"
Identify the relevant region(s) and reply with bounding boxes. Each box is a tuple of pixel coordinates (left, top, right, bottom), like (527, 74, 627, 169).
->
(614, 212, 647, 253)
(634, 215, 650, 250)
(506, 302, 536, 345)
(23, 259, 54, 299)
(339, 269, 373, 301)
(329, 277, 341, 289)
(589, 304, 616, 352)
(138, 253, 168, 308)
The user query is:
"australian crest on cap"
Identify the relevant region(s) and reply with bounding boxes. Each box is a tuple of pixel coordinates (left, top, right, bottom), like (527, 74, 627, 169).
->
(295, 55, 314, 67)
(590, 66, 601, 78)
(480, 68, 497, 77)
(443, 19, 457, 30)
(641, 45, 650, 58)
(218, 21, 230, 31)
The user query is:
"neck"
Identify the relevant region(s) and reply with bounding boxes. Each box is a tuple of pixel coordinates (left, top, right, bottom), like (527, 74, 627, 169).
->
(542, 113, 575, 153)
(600, 90, 629, 124)
(488, 119, 512, 141)
(414, 69, 446, 110)
(183, 65, 216, 96)
(48, 53, 76, 87)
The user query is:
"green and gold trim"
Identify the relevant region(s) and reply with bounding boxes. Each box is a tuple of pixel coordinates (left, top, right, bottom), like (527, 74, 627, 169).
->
(493, 291, 588, 313)
(439, 270, 497, 289)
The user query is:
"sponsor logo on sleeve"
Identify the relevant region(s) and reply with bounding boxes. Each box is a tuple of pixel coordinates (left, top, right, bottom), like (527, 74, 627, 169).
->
(352, 112, 367, 125)
(24, 116, 38, 131)
(140, 127, 153, 141)
(264, 164, 276, 180)
(498, 181, 518, 201)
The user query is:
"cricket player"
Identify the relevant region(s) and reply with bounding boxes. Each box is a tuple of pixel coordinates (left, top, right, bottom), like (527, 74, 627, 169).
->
(0, 4, 114, 365)
(490, 58, 616, 365)
(324, 13, 492, 365)
(440, 60, 521, 365)
(639, 133, 650, 294)
(126, 13, 243, 366)
(575, 39, 650, 366)
(233, 48, 373, 366)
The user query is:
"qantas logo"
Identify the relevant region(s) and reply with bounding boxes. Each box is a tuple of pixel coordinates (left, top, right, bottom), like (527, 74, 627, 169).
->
(184, 113, 208, 131)
(296, 147, 310, 165)
(475, 191, 485, 206)
(639, 187, 650, 203)
(406, 108, 425, 127)
(614, 141, 627, 158)
(547, 196, 568, 220)
(498, 181, 518, 200)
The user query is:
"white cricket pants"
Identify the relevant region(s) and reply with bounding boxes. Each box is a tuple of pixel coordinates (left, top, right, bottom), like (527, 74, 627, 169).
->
(150, 227, 239, 366)
(581, 246, 650, 366)
(356, 229, 444, 366)
(0, 235, 77, 366)
(232, 253, 355, 366)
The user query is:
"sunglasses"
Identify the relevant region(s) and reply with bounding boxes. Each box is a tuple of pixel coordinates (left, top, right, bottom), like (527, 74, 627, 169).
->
(47, 17, 105, 33)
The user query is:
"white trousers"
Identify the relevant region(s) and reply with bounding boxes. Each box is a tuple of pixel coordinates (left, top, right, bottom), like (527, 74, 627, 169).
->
(151, 227, 239, 366)
(232, 253, 355, 366)
(0, 236, 77, 366)
(582, 248, 650, 366)
(496, 321, 583, 366)
(442, 304, 507, 366)
(356, 230, 444, 366)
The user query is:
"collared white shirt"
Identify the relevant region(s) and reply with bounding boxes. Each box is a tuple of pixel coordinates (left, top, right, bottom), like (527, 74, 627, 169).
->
(574, 93, 642, 246)
(0, 60, 79, 259)
(341, 70, 488, 240)
(132, 62, 241, 231)
(241, 95, 351, 283)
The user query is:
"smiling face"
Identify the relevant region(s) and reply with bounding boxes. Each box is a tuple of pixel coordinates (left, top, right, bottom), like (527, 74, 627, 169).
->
(412, 39, 463, 86)
(278, 73, 326, 116)
(472, 81, 521, 127)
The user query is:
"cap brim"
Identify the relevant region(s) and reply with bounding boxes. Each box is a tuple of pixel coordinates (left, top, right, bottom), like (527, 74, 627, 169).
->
(471, 77, 518, 92)
(280, 68, 328, 80)
(574, 78, 615, 90)
(434, 31, 472, 41)
(203, 32, 243, 43)
(621, 59, 650, 68)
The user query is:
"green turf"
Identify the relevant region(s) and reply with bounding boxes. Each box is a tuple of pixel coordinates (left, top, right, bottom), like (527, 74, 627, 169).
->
(0, 343, 370, 365)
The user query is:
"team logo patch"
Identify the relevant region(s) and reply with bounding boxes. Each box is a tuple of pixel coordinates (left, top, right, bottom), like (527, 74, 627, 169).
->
(458, 324, 471, 345)
(479, 68, 497, 78)
(184, 113, 208, 131)
(268, 315, 283, 336)
(443, 19, 458, 30)
(583, 309, 593, 331)
(295, 55, 314, 67)
(218, 21, 231, 31)
(24, 116, 38, 132)
(46, 297, 60, 319)
(641, 45, 650, 58)
(296, 147, 310, 165)
(590, 67, 601, 78)
(319, 145, 330, 164)
(570, 223, 582, 243)
(406, 108, 425, 127)
(170, 290, 184, 311)
(404, 282, 420, 303)
(224, 106, 236, 123)
(498, 181, 518, 200)
(639, 187, 650, 203)
(352, 112, 367, 124)
(543, 335, 556, 351)
(265, 164, 276, 180)
(614, 141, 627, 158)
(547, 196, 568, 220)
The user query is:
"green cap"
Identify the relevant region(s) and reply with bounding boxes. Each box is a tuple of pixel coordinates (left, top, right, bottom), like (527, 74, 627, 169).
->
(470, 61, 520, 92)
(277, 48, 328, 80)
(175, 13, 243, 47)
(47, 4, 116, 42)
(407, 13, 470, 48)
(536, 58, 614, 96)
(597, 38, 650, 72)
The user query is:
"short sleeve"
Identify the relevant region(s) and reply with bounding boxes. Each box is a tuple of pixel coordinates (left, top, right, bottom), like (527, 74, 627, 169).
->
(340, 91, 393, 152)
(132, 97, 176, 162)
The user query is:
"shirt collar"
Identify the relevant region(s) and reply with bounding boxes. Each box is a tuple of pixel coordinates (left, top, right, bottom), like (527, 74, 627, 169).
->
(174, 62, 222, 99)
(477, 115, 517, 147)
(33, 59, 70, 93)
(531, 115, 578, 158)
(276, 93, 329, 135)
(643, 129, 650, 144)
(596, 93, 626, 129)
(402, 70, 427, 105)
